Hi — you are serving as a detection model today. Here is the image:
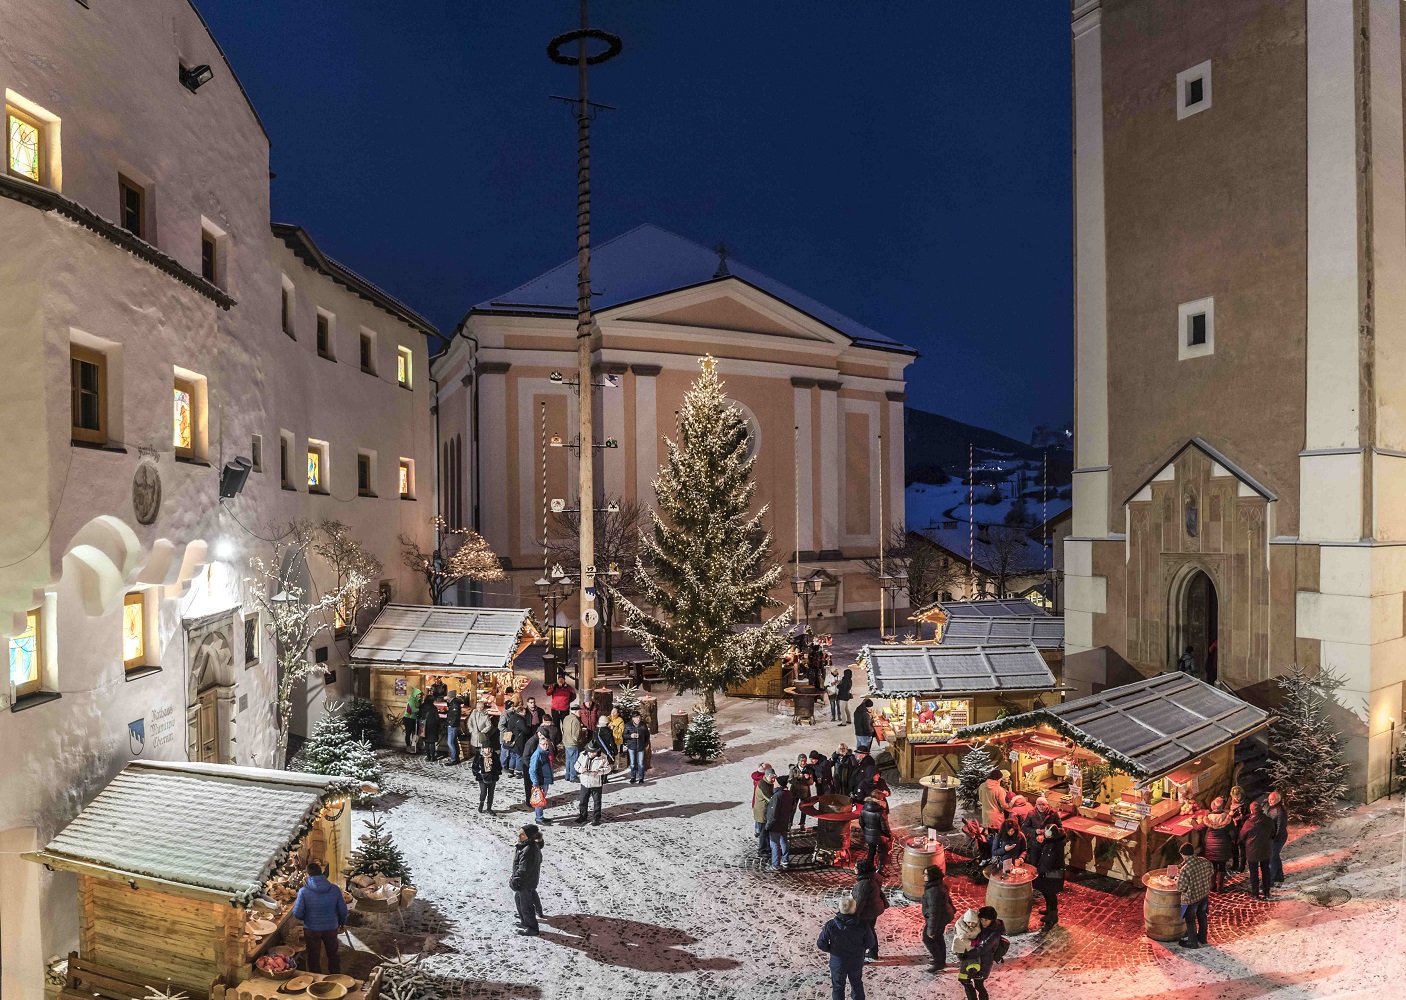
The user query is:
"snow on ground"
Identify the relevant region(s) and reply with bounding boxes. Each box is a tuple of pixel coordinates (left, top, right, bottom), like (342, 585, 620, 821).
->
(906, 474, 1070, 533)
(345, 643, 1406, 1000)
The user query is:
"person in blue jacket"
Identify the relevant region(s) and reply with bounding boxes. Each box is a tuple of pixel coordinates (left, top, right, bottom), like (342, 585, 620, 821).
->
(292, 860, 347, 974)
(527, 735, 555, 824)
(817, 895, 878, 1000)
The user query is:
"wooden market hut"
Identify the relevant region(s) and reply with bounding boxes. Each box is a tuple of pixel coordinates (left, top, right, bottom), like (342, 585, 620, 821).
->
(939, 613, 1065, 679)
(352, 604, 540, 722)
(860, 643, 1061, 782)
(955, 672, 1270, 882)
(910, 597, 1050, 642)
(25, 761, 360, 998)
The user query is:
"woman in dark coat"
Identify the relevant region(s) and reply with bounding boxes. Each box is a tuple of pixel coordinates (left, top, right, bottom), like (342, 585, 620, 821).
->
(509, 824, 544, 935)
(921, 865, 956, 971)
(851, 858, 887, 961)
(989, 819, 1027, 869)
(1226, 785, 1247, 872)
(858, 796, 892, 872)
(853, 698, 875, 751)
(419, 696, 442, 762)
(1029, 822, 1066, 929)
(836, 668, 854, 724)
(1239, 800, 1274, 900)
(471, 745, 502, 813)
(1200, 796, 1235, 891)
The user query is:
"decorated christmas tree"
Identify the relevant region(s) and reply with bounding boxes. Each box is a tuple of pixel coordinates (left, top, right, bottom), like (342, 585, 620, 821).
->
(957, 742, 998, 813)
(683, 710, 725, 763)
(1268, 666, 1349, 823)
(349, 808, 412, 884)
(297, 702, 381, 798)
(616, 357, 792, 712)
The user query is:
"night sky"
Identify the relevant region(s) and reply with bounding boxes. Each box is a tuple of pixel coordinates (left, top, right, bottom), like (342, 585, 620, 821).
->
(196, 2, 1072, 441)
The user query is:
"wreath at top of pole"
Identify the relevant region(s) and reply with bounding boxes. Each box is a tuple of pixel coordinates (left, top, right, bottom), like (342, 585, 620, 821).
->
(547, 28, 623, 66)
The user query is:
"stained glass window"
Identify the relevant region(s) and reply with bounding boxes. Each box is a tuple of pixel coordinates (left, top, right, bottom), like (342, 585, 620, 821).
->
(122, 593, 145, 668)
(397, 347, 411, 387)
(308, 449, 321, 488)
(399, 461, 410, 498)
(173, 385, 192, 450)
(8, 609, 39, 692)
(7, 112, 40, 182)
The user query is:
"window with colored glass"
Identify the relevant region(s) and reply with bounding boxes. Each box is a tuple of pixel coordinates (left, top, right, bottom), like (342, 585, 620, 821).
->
(6, 109, 41, 183)
(173, 380, 194, 454)
(397, 346, 412, 388)
(122, 592, 146, 669)
(307, 448, 321, 489)
(8, 608, 41, 697)
(399, 460, 411, 498)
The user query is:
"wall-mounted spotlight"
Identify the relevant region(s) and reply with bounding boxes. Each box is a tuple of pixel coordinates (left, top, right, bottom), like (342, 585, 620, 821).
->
(219, 456, 253, 499)
(179, 63, 214, 93)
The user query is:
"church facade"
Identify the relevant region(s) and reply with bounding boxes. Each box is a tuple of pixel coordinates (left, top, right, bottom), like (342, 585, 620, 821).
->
(1067, 0, 1406, 799)
(433, 225, 915, 634)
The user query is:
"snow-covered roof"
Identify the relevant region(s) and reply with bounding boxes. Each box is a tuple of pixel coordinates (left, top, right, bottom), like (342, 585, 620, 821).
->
(915, 523, 1052, 580)
(351, 604, 537, 672)
(471, 223, 915, 355)
(957, 673, 1270, 780)
(939, 615, 1064, 650)
(913, 597, 1050, 620)
(860, 643, 1056, 698)
(34, 761, 346, 903)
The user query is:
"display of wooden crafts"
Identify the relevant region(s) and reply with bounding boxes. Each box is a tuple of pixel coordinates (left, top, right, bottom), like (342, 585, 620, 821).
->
(253, 953, 298, 979)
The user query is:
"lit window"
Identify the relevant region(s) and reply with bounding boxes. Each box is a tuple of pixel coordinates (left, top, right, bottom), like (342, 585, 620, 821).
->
(399, 459, 412, 499)
(122, 592, 146, 669)
(8, 608, 41, 697)
(119, 176, 144, 238)
(317, 312, 333, 360)
(173, 381, 193, 452)
(397, 346, 412, 388)
(307, 448, 321, 489)
(71, 346, 107, 444)
(6, 109, 41, 182)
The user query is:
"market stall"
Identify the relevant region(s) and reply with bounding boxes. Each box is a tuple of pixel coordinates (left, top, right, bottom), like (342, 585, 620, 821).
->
(910, 597, 1049, 642)
(955, 672, 1270, 882)
(858, 643, 1060, 783)
(939, 613, 1065, 679)
(26, 761, 369, 998)
(352, 604, 539, 727)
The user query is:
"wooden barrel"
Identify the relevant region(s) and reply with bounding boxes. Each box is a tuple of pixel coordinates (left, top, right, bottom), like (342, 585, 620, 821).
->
(984, 870, 1035, 934)
(900, 840, 942, 900)
(1142, 869, 1184, 942)
(920, 782, 957, 831)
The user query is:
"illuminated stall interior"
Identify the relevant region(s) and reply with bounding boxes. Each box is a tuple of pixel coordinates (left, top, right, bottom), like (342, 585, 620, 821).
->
(957, 672, 1269, 881)
(859, 642, 1060, 782)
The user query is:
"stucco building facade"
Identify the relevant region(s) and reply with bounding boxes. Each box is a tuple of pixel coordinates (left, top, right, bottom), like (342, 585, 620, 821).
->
(1066, 0, 1406, 800)
(0, 4, 436, 996)
(434, 225, 915, 634)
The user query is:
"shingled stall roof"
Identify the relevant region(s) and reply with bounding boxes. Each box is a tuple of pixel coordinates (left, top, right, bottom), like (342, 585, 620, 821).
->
(859, 643, 1058, 698)
(938, 614, 1065, 650)
(912, 597, 1050, 622)
(956, 672, 1271, 781)
(27, 761, 353, 905)
(351, 604, 538, 671)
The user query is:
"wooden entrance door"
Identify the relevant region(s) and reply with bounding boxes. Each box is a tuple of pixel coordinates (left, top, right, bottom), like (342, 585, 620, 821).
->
(196, 687, 219, 763)
(1183, 571, 1217, 677)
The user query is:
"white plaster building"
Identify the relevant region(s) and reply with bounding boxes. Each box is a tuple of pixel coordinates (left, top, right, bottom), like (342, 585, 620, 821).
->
(0, 4, 437, 996)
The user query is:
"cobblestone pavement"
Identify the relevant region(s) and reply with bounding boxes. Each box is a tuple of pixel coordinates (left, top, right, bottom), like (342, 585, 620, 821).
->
(347, 657, 1406, 1000)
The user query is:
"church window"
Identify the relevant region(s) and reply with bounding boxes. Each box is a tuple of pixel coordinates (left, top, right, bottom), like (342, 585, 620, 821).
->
(9, 608, 41, 697)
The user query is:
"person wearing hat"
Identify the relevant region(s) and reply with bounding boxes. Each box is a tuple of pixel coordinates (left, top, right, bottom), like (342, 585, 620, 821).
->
(954, 906, 1005, 1000)
(853, 697, 876, 752)
(851, 858, 888, 962)
(561, 703, 584, 782)
(574, 743, 610, 826)
(1030, 822, 1067, 930)
(1176, 842, 1213, 948)
(922, 865, 957, 972)
(509, 824, 545, 936)
(816, 895, 876, 1000)
(471, 743, 502, 813)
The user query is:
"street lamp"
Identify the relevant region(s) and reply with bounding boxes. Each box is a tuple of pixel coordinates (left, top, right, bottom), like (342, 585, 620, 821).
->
(878, 571, 908, 639)
(792, 572, 824, 628)
(536, 574, 573, 683)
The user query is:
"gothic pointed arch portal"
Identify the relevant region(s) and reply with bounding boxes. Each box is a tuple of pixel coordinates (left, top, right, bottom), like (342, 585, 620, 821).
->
(1178, 569, 1219, 683)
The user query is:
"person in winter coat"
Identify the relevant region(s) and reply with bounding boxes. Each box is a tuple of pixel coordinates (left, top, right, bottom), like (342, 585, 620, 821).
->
(623, 712, 650, 783)
(509, 824, 544, 935)
(1005, 794, 1035, 831)
(594, 715, 618, 763)
(954, 906, 1005, 1000)
(817, 896, 877, 1000)
(1227, 785, 1248, 872)
(293, 860, 348, 973)
(543, 681, 575, 729)
(1200, 797, 1235, 891)
(606, 708, 626, 766)
(522, 697, 547, 746)
(859, 796, 892, 873)
(471, 744, 502, 813)
(500, 705, 529, 777)
(527, 736, 555, 824)
(832, 744, 858, 796)
(401, 687, 422, 751)
(836, 668, 854, 724)
(578, 697, 601, 734)
(788, 754, 815, 825)
(851, 858, 887, 961)
(853, 698, 876, 751)
(419, 695, 442, 762)
(1029, 822, 1066, 929)
(574, 744, 610, 826)
(921, 864, 957, 971)
(764, 775, 797, 870)
(1177, 644, 1198, 677)
(1176, 842, 1213, 948)
(990, 819, 1027, 869)
(444, 694, 464, 765)
(1019, 796, 1059, 844)
(752, 766, 776, 856)
(849, 748, 881, 797)
(1265, 790, 1289, 885)
(1239, 799, 1274, 900)
(1205, 639, 1219, 685)
(467, 699, 495, 752)
(806, 750, 834, 795)
(978, 769, 1009, 857)
(825, 666, 843, 722)
(561, 709, 584, 782)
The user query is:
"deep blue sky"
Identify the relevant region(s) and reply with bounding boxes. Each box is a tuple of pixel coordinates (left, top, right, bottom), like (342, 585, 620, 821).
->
(197, 2, 1072, 441)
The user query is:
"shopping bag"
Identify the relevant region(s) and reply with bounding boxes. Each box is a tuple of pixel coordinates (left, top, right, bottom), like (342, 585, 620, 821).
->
(530, 785, 547, 809)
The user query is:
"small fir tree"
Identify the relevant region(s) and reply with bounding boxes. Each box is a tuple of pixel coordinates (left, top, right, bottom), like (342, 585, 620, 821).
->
(343, 697, 384, 746)
(349, 808, 412, 884)
(957, 742, 998, 813)
(683, 710, 725, 763)
(1268, 666, 1349, 823)
(616, 357, 792, 712)
(613, 682, 644, 720)
(297, 701, 382, 796)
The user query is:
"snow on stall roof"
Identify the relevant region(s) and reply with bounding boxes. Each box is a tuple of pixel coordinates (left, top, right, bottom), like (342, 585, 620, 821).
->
(351, 604, 535, 671)
(914, 597, 1051, 619)
(957, 672, 1270, 779)
(40, 761, 344, 900)
(859, 643, 1057, 698)
(939, 615, 1064, 650)
(473, 223, 915, 354)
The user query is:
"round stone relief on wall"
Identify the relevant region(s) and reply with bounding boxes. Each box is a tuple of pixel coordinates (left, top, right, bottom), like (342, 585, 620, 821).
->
(133, 462, 162, 525)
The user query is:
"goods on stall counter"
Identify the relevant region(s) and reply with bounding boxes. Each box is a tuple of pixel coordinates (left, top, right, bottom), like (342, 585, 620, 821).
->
(254, 953, 298, 978)
(348, 873, 413, 911)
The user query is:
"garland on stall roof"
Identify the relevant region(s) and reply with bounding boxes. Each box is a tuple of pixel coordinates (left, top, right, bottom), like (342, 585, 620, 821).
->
(955, 711, 1149, 779)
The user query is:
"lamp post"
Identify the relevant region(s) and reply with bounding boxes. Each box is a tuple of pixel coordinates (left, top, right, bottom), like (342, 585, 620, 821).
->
(878, 572, 908, 640)
(791, 572, 824, 629)
(535, 573, 573, 684)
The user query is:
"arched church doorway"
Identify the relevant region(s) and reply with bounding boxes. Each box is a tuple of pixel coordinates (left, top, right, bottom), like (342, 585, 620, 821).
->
(1182, 570, 1219, 683)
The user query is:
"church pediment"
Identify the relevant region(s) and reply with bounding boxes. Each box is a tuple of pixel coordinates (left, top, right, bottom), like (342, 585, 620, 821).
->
(1124, 438, 1276, 506)
(603, 279, 850, 346)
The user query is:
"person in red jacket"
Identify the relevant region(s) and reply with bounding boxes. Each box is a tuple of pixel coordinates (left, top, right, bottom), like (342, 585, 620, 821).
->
(543, 681, 575, 730)
(578, 696, 601, 734)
